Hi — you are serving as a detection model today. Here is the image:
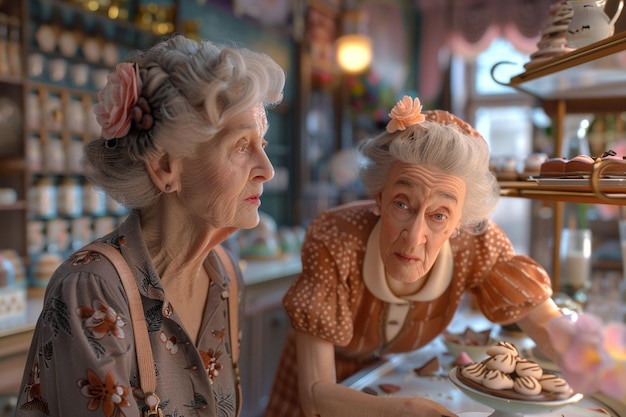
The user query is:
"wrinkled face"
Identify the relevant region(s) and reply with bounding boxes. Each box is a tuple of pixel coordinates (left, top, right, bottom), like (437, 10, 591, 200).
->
(180, 104, 274, 230)
(377, 161, 466, 284)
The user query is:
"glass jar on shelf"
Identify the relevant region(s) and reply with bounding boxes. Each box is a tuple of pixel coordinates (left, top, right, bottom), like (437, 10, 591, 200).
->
(0, 13, 9, 76)
(30, 177, 57, 219)
(57, 177, 82, 218)
(7, 15, 21, 76)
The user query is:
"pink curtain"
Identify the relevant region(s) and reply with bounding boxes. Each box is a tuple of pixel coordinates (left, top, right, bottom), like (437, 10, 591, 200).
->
(416, 0, 554, 100)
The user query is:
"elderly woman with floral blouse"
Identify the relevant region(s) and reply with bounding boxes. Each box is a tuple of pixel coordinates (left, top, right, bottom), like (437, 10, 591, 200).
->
(264, 96, 563, 417)
(16, 34, 285, 417)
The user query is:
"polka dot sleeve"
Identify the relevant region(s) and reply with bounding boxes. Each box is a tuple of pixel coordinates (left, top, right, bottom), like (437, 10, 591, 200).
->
(461, 222, 553, 324)
(283, 212, 363, 346)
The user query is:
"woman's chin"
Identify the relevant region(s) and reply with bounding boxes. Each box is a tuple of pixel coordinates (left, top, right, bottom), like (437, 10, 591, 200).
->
(385, 259, 428, 281)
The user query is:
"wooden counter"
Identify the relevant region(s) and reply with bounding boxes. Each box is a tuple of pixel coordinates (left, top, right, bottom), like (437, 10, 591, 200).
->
(0, 297, 42, 395)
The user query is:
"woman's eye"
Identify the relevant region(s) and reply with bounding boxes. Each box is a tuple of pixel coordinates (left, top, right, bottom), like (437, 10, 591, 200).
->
(237, 140, 249, 152)
(432, 213, 448, 222)
(395, 201, 409, 210)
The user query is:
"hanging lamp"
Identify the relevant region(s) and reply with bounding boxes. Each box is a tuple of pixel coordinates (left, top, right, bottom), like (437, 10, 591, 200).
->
(335, 7, 372, 73)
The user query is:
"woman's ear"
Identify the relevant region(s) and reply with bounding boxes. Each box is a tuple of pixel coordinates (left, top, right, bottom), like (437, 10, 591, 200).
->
(145, 148, 182, 193)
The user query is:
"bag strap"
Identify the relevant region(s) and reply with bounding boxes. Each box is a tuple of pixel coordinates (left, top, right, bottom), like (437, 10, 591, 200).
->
(84, 242, 162, 417)
(214, 244, 239, 363)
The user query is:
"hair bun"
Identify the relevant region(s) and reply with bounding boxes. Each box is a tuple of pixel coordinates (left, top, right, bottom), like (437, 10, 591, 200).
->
(423, 110, 483, 140)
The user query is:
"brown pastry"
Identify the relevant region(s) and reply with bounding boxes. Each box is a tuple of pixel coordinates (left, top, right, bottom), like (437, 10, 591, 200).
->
(565, 155, 594, 177)
(539, 157, 567, 178)
(599, 150, 626, 176)
(444, 327, 491, 346)
(413, 356, 440, 376)
(378, 383, 401, 394)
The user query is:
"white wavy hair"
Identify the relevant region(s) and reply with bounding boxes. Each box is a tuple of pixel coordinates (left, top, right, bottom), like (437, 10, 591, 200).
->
(83, 34, 285, 209)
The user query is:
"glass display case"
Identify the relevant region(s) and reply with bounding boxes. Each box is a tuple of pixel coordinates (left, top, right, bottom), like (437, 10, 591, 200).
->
(492, 31, 626, 289)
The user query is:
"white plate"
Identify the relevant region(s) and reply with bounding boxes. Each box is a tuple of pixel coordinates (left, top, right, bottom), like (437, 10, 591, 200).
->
(448, 367, 584, 415)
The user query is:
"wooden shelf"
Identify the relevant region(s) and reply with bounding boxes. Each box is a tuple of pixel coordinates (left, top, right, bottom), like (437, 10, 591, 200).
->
(0, 74, 23, 85)
(500, 182, 626, 203)
(0, 201, 26, 211)
(0, 158, 25, 173)
(499, 160, 626, 204)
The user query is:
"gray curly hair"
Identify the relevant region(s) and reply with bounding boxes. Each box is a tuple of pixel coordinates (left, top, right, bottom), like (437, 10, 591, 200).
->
(83, 34, 285, 209)
(358, 116, 499, 233)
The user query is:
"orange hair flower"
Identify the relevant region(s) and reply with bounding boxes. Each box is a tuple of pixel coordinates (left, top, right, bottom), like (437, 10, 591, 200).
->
(386, 96, 425, 133)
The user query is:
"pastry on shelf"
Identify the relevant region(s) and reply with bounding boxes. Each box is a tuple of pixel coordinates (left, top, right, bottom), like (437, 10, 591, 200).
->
(524, 0, 576, 70)
(495, 157, 519, 181)
(539, 157, 567, 178)
(564, 154, 594, 177)
(520, 153, 548, 180)
(598, 149, 626, 177)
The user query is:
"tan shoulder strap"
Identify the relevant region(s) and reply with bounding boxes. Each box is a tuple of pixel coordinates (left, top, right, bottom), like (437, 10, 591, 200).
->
(214, 244, 239, 363)
(83, 242, 162, 416)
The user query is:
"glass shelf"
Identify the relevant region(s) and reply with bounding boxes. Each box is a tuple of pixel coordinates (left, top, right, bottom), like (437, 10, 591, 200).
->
(493, 36, 626, 290)
(490, 33, 626, 206)
(492, 31, 626, 113)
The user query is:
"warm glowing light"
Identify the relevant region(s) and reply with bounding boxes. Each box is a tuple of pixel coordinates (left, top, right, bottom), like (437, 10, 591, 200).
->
(86, 0, 99, 12)
(108, 6, 120, 19)
(336, 34, 372, 73)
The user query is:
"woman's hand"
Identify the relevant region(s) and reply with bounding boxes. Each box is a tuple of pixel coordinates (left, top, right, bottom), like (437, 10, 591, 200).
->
(296, 331, 457, 417)
(313, 382, 457, 417)
(516, 298, 562, 361)
(377, 396, 458, 417)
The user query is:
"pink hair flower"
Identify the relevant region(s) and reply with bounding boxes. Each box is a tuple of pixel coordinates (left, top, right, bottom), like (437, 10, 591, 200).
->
(93, 62, 143, 140)
(386, 96, 425, 133)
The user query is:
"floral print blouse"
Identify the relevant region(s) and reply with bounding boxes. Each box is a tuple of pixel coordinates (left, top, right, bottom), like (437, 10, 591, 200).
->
(15, 210, 243, 417)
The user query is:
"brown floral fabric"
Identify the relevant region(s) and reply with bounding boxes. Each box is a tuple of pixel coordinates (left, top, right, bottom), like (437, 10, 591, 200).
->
(15, 210, 243, 417)
(264, 201, 552, 417)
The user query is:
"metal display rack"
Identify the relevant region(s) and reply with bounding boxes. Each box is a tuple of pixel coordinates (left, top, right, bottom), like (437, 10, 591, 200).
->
(492, 31, 626, 289)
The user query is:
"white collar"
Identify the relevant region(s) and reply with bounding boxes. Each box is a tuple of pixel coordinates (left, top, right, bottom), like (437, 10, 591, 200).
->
(363, 220, 453, 304)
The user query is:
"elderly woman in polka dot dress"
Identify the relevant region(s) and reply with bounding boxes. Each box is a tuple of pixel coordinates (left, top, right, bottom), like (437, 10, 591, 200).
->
(264, 96, 563, 417)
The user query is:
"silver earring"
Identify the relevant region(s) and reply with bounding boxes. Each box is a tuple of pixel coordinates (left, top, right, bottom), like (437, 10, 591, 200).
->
(165, 184, 171, 192)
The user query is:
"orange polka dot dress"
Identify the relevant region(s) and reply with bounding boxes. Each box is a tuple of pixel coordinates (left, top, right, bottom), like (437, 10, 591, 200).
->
(264, 201, 552, 417)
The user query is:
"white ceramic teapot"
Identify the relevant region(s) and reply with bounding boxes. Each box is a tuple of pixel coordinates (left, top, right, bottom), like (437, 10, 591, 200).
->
(566, 0, 624, 47)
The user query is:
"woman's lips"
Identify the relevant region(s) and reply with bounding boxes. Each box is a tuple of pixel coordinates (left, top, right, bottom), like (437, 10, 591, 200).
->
(395, 252, 420, 262)
(245, 194, 261, 205)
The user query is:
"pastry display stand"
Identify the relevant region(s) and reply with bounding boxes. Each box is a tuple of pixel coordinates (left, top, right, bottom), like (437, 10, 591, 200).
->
(492, 31, 626, 291)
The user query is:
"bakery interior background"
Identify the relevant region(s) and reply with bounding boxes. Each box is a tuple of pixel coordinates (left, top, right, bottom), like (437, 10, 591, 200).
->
(2, 0, 626, 298)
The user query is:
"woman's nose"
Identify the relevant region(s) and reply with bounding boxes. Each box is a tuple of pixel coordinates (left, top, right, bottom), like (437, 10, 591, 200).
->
(403, 215, 427, 246)
(254, 149, 275, 182)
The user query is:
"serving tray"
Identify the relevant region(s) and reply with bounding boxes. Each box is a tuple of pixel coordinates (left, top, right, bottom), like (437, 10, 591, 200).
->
(342, 332, 624, 416)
